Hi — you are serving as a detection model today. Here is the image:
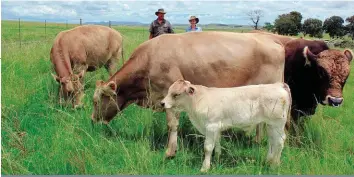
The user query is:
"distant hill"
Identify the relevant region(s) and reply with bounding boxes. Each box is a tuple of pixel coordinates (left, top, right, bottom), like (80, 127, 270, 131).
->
(84, 21, 147, 26)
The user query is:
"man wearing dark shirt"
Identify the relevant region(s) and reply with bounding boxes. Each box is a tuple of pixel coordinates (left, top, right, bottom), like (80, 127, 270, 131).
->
(149, 8, 174, 39)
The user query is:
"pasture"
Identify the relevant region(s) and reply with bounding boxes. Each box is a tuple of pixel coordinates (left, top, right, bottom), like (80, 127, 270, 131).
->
(1, 20, 354, 175)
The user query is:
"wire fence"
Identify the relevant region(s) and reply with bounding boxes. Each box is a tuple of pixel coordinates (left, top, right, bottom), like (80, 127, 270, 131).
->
(1, 18, 151, 49)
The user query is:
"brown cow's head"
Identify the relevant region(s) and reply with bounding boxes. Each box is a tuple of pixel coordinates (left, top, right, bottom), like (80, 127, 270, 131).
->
(91, 80, 122, 124)
(303, 47, 352, 107)
(52, 70, 85, 108)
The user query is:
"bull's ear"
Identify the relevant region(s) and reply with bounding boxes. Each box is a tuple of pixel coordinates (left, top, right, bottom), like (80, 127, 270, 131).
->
(51, 73, 60, 83)
(106, 81, 117, 91)
(344, 49, 353, 62)
(303, 46, 317, 67)
(77, 70, 85, 79)
(186, 86, 195, 95)
(96, 80, 105, 87)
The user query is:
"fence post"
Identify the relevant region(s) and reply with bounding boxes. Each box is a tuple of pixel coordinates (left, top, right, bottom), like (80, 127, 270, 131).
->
(109, 21, 111, 28)
(80, 18, 82, 25)
(66, 20, 68, 29)
(45, 20, 47, 40)
(19, 18, 21, 49)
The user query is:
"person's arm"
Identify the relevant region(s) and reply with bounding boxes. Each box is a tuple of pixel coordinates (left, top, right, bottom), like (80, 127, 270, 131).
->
(149, 22, 154, 39)
(168, 22, 175, 34)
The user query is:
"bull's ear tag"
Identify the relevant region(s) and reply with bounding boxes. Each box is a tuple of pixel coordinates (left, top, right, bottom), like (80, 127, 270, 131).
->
(344, 49, 353, 62)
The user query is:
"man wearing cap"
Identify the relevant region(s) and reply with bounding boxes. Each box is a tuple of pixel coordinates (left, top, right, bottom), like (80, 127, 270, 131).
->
(149, 8, 174, 39)
(186, 16, 202, 32)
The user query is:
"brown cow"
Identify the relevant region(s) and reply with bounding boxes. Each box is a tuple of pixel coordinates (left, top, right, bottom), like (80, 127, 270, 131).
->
(50, 25, 123, 108)
(91, 31, 285, 158)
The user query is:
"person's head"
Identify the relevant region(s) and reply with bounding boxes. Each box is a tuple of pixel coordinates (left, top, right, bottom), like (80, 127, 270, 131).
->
(189, 16, 199, 26)
(155, 8, 166, 20)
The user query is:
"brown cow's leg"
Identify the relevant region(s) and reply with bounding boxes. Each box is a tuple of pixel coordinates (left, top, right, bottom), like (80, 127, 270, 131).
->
(105, 59, 118, 76)
(165, 108, 180, 158)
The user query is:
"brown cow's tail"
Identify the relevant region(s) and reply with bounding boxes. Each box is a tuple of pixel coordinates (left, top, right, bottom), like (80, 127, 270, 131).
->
(121, 37, 124, 64)
(283, 83, 292, 130)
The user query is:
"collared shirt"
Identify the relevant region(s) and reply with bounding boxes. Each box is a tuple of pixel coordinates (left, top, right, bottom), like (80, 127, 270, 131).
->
(149, 19, 174, 38)
(185, 26, 202, 32)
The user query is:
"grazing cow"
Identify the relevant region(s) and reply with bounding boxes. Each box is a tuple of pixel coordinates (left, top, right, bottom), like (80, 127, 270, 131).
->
(91, 31, 285, 158)
(284, 39, 353, 120)
(160, 80, 291, 172)
(50, 25, 123, 108)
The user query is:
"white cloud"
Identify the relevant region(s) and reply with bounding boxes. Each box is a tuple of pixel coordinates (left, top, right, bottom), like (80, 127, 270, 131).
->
(1, 1, 353, 25)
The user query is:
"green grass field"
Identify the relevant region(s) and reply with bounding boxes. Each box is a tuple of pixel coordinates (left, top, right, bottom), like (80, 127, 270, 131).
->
(1, 20, 354, 175)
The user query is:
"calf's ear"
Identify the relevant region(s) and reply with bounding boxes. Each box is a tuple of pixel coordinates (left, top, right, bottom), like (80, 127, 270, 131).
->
(186, 86, 195, 95)
(51, 73, 60, 83)
(344, 49, 353, 62)
(303, 46, 317, 66)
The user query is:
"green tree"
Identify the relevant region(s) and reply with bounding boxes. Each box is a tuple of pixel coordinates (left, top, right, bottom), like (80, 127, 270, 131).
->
(345, 15, 354, 39)
(263, 22, 274, 32)
(323, 16, 345, 38)
(303, 18, 323, 38)
(274, 11, 303, 35)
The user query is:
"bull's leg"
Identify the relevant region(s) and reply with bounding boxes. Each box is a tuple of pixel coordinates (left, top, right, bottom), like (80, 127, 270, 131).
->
(201, 126, 220, 173)
(165, 108, 180, 158)
(266, 123, 286, 166)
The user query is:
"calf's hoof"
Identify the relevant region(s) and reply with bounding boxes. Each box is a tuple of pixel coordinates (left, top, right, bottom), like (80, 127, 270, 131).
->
(200, 166, 210, 173)
(165, 149, 177, 159)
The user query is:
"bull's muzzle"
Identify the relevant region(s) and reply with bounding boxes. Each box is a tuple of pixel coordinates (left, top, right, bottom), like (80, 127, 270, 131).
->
(326, 96, 343, 107)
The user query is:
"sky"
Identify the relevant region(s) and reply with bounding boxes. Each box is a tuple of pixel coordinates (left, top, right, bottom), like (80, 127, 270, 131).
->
(1, 0, 353, 25)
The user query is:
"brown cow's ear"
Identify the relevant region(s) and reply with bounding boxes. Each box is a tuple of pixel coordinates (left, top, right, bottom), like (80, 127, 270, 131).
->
(96, 80, 105, 87)
(51, 73, 60, 83)
(344, 49, 353, 62)
(77, 70, 85, 79)
(303, 46, 317, 66)
(107, 81, 117, 91)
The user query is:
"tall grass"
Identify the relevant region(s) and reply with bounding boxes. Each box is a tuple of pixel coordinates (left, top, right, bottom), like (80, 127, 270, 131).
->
(1, 21, 354, 175)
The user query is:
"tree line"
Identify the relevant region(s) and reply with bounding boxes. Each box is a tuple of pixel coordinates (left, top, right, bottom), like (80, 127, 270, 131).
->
(249, 10, 354, 39)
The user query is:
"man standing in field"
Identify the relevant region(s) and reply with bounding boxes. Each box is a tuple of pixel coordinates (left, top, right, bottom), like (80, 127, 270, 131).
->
(149, 8, 174, 39)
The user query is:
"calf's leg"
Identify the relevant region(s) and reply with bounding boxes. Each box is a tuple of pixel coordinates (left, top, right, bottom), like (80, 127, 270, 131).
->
(201, 126, 220, 173)
(266, 123, 286, 166)
(165, 109, 180, 158)
(104, 58, 118, 76)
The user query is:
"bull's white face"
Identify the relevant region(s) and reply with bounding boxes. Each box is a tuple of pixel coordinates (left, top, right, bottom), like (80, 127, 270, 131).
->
(161, 79, 195, 110)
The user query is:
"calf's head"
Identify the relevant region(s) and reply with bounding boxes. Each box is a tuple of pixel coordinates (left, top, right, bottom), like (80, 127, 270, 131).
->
(52, 70, 85, 108)
(161, 79, 196, 109)
(92, 80, 122, 124)
(303, 47, 352, 107)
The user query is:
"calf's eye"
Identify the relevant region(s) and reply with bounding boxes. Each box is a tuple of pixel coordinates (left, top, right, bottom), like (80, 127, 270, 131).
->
(172, 93, 180, 99)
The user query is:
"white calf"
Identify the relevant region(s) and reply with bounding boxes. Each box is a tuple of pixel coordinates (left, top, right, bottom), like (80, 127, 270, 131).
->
(161, 79, 291, 172)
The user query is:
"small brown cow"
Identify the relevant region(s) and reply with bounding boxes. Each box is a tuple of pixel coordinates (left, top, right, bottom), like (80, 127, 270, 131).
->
(50, 25, 123, 108)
